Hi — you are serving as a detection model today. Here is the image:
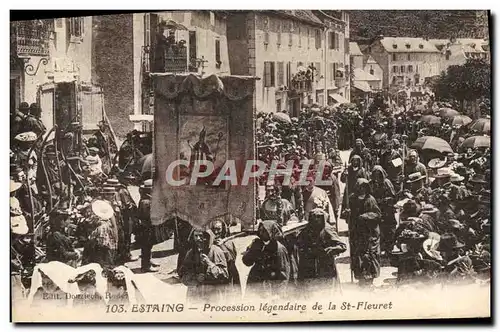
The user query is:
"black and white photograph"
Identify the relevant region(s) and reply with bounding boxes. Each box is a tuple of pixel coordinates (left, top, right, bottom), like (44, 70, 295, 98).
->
(9, 9, 491, 322)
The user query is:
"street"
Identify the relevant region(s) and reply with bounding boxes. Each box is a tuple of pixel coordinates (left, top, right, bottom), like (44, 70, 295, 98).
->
(125, 150, 397, 295)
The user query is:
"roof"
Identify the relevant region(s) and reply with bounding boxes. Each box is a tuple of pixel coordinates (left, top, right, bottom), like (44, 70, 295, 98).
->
(429, 38, 488, 53)
(354, 68, 380, 82)
(349, 42, 363, 56)
(365, 55, 378, 64)
(353, 80, 372, 93)
(378, 37, 440, 53)
(271, 10, 324, 26)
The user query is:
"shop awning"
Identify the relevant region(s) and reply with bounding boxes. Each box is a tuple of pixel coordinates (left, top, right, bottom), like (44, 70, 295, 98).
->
(329, 93, 349, 104)
(353, 80, 372, 93)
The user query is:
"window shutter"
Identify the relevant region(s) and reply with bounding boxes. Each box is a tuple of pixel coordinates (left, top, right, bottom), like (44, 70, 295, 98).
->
(315, 62, 321, 78)
(298, 26, 301, 47)
(189, 31, 197, 71)
(271, 62, 275, 86)
(277, 21, 282, 46)
(315, 29, 321, 49)
(286, 61, 291, 86)
(215, 39, 221, 66)
(289, 21, 293, 46)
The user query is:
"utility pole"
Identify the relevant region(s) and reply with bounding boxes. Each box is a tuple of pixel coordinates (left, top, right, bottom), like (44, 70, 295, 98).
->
(323, 25, 329, 107)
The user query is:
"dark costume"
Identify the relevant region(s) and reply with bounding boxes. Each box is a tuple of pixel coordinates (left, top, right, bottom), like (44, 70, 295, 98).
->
(137, 191, 154, 271)
(117, 185, 137, 260)
(82, 217, 118, 268)
(46, 230, 79, 266)
(296, 209, 346, 296)
(179, 229, 229, 303)
(242, 220, 291, 298)
(348, 179, 382, 284)
(340, 155, 368, 215)
(371, 166, 397, 254)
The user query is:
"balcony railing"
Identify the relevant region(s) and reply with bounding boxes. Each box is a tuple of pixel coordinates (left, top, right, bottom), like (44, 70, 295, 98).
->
(151, 40, 188, 73)
(12, 20, 51, 57)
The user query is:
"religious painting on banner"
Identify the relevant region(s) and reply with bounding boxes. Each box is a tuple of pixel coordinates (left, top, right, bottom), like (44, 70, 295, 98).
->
(178, 115, 228, 188)
(151, 74, 258, 231)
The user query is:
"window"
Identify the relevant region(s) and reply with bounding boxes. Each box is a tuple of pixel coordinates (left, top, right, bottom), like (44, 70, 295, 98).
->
(400, 65, 405, 73)
(277, 62, 284, 86)
(298, 27, 302, 47)
(189, 31, 197, 72)
(315, 62, 321, 79)
(369, 66, 374, 75)
(277, 21, 282, 46)
(263, 18, 269, 45)
(445, 52, 450, 60)
(392, 44, 397, 49)
(392, 76, 397, 84)
(307, 28, 310, 49)
(276, 99, 282, 112)
(297, 61, 303, 68)
(215, 39, 221, 68)
(68, 17, 84, 40)
(330, 63, 336, 81)
(407, 53, 411, 61)
(329, 32, 335, 49)
(336, 32, 340, 50)
(405, 43, 411, 49)
(315, 29, 321, 49)
(264, 61, 275, 87)
(392, 66, 398, 73)
(286, 62, 291, 86)
(408, 65, 413, 73)
(392, 53, 396, 61)
(289, 21, 293, 46)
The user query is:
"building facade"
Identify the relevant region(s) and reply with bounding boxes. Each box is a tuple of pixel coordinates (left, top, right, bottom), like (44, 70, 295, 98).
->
(367, 37, 442, 90)
(227, 10, 350, 116)
(430, 38, 490, 74)
(131, 11, 231, 130)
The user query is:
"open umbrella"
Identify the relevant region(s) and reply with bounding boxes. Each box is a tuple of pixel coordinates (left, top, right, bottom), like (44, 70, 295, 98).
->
(138, 153, 153, 179)
(420, 115, 441, 125)
(439, 108, 460, 119)
(451, 115, 472, 126)
(459, 136, 491, 151)
(272, 112, 292, 124)
(468, 118, 491, 134)
(411, 136, 453, 154)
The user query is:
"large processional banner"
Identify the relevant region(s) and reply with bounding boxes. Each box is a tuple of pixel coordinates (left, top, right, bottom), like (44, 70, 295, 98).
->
(151, 74, 258, 231)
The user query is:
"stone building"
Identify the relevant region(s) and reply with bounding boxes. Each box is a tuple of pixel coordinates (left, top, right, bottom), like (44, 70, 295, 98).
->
(227, 10, 350, 116)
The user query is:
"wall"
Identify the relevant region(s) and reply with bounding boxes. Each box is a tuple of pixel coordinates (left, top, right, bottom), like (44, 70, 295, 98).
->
(387, 52, 441, 87)
(369, 41, 390, 88)
(363, 62, 383, 81)
(351, 54, 364, 69)
(93, 14, 135, 138)
(226, 12, 250, 76)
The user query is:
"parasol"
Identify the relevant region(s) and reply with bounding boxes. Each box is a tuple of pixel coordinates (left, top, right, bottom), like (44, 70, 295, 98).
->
(439, 108, 460, 119)
(468, 118, 491, 134)
(451, 115, 472, 126)
(272, 112, 292, 124)
(411, 136, 453, 154)
(459, 136, 491, 150)
(138, 153, 153, 177)
(420, 115, 441, 125)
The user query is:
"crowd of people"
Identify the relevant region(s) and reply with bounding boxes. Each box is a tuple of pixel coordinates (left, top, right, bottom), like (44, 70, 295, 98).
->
(10, 92, 491, 307)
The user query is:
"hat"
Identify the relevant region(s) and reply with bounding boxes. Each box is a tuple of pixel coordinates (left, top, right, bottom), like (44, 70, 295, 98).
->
(469, 173, 487, 184)
(407, 172, 425, 183)
(76, 202, 91, 210)
(100, 186, 116, 194)
(10, 180, 22, 193)
(434, 168, 453, 179)
(420, 203, 439, 215)
(11, 215, 29, 235)
(120, 173, 136, 180)
(448, 219, 464, 230)
(105, 179, 121, 187)
(140, 179, 153, 190)
(91, 200, 114, 220)
(19, 102, 30, 111)
(428, 158, 447, 169)
(89, 147, 99, 153)
(423, 232, 443, 261)
(14, 132, 37, 142)
(438, 233, 465, 251)
(450, 173, 464, 183)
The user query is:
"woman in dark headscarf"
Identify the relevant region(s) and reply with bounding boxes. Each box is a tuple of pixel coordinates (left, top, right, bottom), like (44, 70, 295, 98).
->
(349, 138, 373, 171)
(371, 165, 397, 256)
(209, 219, 240, 291)
(179, 228, 229, 303)
(297, 208, 346, 297)
(340, 155, 368, 217)
(346, 178, 382, 288)
(242, 220, 291, 299)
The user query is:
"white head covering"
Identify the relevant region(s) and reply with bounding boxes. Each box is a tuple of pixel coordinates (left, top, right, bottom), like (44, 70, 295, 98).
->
(71, 263, 108, 303)
(113, 266, 138, 305)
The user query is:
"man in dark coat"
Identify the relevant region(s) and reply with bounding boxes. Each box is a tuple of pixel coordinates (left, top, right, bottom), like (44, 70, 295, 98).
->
(296, 208, 346, 297)
(24, 103, 46, 137)
(11, 102, 30, 139)
(137, 179, 159, 273)
(45, 210, 80, 266)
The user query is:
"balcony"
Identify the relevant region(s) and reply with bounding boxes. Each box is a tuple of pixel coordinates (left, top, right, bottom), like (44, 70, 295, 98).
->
(291, 80, 312, 93)
(12, 20, 51, 57)
(151, 39, 189, 73)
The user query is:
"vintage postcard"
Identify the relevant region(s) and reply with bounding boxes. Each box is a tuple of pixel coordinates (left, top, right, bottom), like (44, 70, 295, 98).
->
(10, 10, 491, 322)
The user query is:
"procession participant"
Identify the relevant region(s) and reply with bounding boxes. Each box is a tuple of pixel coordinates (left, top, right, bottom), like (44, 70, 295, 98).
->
(405, 172, 430, 203)
(438, 233, 475, 284)
(10, 180, 29, 236)
(11, 102, 30, 139)
(349, 138, 372, 171)
(328, 167, 342, 222)
(296, 208, 346, 297)
(280, 175, 304, 219)
(430, 168, 453, 190)
(25, 103, 46, 137)
(82, 200, 118, 268)
(45, 210, 80, 267)
(136, 179, 159, 273)
(92, 120, 113, 174)
(101, 184, 127, 265)
(179, 228, 229, 303)
(371, 165, 397, 256)
(85, 147, 104, 177)
(404, 150, 428, 184)
(303, 175, 336, 226)
(260, 181, 295, 227)
(345, 178, 382, 288)
(14, 131, 39, 194)
(117, 173, 140, 262)
(242, 220, 291, 299)
(68, 269, 106, 308)
(340, 155, 368, 218)
(209, 219, 240, 294)
(379, 139, 403, 190)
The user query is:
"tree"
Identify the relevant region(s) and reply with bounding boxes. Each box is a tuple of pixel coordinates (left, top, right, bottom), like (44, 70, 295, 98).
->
(433, 58, 490, 116)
